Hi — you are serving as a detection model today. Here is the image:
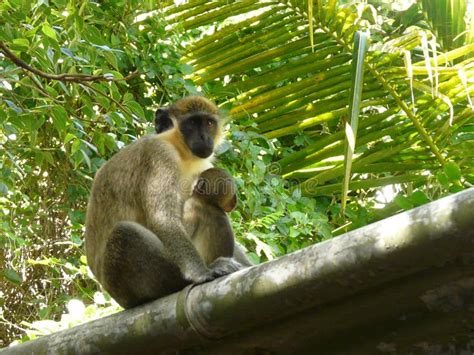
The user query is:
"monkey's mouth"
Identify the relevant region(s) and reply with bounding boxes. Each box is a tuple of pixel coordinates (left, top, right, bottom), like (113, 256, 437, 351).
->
(189, 142, 213, 158)
(193, 147, 213, 158)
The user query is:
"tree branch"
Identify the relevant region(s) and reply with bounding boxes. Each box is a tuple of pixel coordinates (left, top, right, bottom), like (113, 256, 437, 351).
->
(0, 41, 139, 83)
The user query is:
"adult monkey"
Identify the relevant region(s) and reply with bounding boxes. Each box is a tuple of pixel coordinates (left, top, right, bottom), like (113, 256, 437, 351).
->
(85, 96, 239, 308)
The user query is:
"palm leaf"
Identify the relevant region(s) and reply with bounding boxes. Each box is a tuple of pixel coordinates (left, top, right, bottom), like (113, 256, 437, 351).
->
(164, 0, 474, 198)
(341, 30, 369, 213)
(420, 0, 472, 50)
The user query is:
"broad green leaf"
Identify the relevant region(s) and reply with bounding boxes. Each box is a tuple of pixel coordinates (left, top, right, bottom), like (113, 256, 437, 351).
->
(81, 149, 91, 170)
(92, 132, 105, 155)
(436, 171, 449, 186)
(83, 25, 106, 45)
(394, 195, 413, 210)
(44, 85, 59, 98)
(5, 100, 22, 114)
(71, 139, 82, 155)
(38, 307, 50, 319)
(81, 139, 98, 154)
(444, 161, 461, 181)
(42, 23, 57, 41)
(0, 182, 8, 195)
(51, 106, 68, 132)
(103, 51, 118, 70)
(104, 133, 117, 151)
(80, 255, 87, 265)
(11, 38, 29, 51)
(64, 133, 76, 144)
(95, 95, 110, 110)
(410, 191, 430, 206)
(122, 93, 134, 103)
(3, 269, 22, 285)
(126, 101, 145, 119)
(109, 83, 121, 102)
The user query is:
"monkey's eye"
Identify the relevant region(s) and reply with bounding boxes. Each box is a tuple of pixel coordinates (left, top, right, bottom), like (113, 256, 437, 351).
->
(207, 119, 215, 127)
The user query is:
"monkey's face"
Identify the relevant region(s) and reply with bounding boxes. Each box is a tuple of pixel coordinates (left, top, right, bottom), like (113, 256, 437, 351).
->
(179, 113, 218, 158)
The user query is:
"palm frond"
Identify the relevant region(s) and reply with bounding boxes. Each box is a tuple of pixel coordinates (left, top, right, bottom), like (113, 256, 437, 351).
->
(164, 0, 474, 197)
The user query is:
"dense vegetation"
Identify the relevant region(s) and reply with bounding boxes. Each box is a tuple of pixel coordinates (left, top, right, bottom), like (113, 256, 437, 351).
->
(1, 0, 473, 347)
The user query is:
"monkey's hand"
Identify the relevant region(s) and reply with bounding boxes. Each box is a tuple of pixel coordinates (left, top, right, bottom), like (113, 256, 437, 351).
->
(209, 257, 245, 278)
(182, 267, 216, 285)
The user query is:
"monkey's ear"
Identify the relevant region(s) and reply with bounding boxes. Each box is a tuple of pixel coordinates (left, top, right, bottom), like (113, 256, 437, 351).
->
(155, 108, 174, 134)
(223, 194, 237, 212)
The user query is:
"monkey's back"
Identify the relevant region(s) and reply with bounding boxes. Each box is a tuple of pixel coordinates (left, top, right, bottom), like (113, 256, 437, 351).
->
(84, 135, 181, 280)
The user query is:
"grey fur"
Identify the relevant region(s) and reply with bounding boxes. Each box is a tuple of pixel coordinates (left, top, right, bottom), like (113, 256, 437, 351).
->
(85, 135, 217, 308)
(85, 97, 228, 309)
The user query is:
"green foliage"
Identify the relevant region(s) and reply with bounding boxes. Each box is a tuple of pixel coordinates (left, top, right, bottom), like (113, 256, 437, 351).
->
(168, 0, 473, 199)
(1, 0, 473, 348)
(216, 126, 338, 261)
(0, 0, 195, 346)
(420, 0, 474, 50)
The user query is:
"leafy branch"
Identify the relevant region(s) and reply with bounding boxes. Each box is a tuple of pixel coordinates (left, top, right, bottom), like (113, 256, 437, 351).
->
(0, 41, 139, 83)
(79, 82, 133, 118)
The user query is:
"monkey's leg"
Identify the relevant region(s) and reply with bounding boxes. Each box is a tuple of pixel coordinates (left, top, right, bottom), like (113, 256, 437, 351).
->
(102, 221, 188, 308)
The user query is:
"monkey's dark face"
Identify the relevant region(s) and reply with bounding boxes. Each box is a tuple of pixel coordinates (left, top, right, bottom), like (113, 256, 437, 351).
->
(179, 113, 218, 158)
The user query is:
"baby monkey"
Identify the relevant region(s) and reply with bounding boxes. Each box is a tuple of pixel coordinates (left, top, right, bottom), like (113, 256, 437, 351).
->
(184, 168, 252, 272)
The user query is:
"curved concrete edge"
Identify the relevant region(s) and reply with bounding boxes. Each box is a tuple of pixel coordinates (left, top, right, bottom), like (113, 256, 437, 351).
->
(3, 188, 474, 354)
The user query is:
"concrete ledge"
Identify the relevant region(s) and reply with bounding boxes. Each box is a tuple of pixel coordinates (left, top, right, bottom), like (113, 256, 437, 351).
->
(3, 188, 474, 354)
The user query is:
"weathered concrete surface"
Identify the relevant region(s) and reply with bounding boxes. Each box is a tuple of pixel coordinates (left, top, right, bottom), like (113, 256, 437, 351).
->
(2, 188, 474, 354)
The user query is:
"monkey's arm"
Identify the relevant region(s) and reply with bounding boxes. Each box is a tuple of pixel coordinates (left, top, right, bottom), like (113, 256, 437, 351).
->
(182, 199, 200, 241)
(151, 215, 213, 283)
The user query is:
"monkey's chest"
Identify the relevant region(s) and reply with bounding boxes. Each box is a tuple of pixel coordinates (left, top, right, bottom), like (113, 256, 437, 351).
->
(179, 159, 213, 196)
